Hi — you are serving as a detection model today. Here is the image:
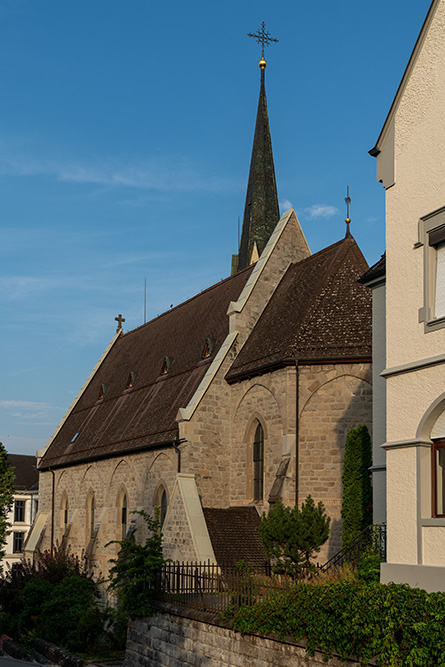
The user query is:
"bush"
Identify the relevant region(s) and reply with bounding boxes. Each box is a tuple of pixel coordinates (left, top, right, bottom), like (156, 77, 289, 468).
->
(107, 509, 166, 616)
(0, 542, 104, 652)
(224, 580, 445, 667)
(259, 497, 330, 577)
(341, 424, 372, 547)
(35, 576, 103, 653)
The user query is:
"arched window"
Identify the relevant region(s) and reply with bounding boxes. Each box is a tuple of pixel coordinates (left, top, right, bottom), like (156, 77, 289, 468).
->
(121, 494, 128, 539)
(253, 422, 264, 501)
(63, 497, 68, 529)
(160, 489, 167, 527)
(90, 495, 95, 538)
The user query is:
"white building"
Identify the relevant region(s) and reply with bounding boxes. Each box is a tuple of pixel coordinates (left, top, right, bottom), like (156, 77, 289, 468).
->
(371, 0, 445, 592)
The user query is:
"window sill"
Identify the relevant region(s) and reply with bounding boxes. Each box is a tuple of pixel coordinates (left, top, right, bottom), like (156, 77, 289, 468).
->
(421, 518, 445, 527)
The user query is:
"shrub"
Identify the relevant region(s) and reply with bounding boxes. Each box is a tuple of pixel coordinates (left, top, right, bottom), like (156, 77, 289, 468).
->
(0, 542, 104, 652)
(107, 509, 165, 616)
(35, 576, 103, 653)
(341, 424, 372, 547)
(259, 496, 330, 577)
(224, 580, 445, 667)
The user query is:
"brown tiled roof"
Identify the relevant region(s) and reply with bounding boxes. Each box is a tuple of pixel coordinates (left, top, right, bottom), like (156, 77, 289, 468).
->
(202, 507, 268, 569)
(226, 237, 371, 381)
(358, 252, 386, 285)
(7, 454, 38, 491)
(40, 267, 254, 470)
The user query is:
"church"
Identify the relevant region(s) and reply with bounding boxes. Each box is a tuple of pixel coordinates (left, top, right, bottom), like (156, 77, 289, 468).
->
(26, 37, 372, 575)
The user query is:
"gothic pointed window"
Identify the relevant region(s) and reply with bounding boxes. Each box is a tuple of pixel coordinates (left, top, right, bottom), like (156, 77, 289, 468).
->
(90, 495, 95, 538)
(161, 489, 167, 527)
(253, 422, 264, 501)
(121, 494, 128, 539)
(63, 497, 68, 529)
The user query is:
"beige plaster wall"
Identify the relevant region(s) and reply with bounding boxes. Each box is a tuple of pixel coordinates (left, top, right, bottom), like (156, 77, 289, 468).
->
(385, 0, 445, 370)
(378, 0, 445, 577)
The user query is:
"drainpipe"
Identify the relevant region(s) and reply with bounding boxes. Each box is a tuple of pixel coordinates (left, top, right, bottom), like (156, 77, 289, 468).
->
(295, 360, 299, 507)
(173, 439, 186, 473)
(50, 469, 55, 555)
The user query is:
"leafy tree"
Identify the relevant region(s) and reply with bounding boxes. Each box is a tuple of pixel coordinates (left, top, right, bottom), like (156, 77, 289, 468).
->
(107, 509, 166, 616)
(0, 542, 103, 651)
(341, 424, 373, 548)
(259, 496, 331, 577)
(0, 443, 15, 572)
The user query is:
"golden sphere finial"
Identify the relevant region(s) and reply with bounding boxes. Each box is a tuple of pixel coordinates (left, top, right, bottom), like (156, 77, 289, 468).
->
(259, 55, 267, 69)
(345, 217, 351, 224)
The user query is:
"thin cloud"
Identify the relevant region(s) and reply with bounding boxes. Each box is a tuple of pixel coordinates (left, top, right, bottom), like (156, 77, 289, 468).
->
(279, 198, 293, 212)
(0, 400, 60, 411)
(0, 150, 240, 194)
(303, 204, 339, 219)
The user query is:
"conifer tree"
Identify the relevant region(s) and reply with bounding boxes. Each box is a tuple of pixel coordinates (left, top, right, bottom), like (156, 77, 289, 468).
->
(0, 442, 15, 571)
(341, 424, 372, 548)
(259, 496, 330, 576)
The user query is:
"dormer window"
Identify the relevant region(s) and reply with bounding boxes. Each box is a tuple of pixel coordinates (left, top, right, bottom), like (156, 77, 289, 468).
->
(98, 383, 109, 400)
(126, 371, 138, 389)
(201, 337, 216, 359)
(160, 356, 173, 375)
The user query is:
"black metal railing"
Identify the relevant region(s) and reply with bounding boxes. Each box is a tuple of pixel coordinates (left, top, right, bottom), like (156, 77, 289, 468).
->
(153, 561, 296, 615)
(319, 523, 386, 573)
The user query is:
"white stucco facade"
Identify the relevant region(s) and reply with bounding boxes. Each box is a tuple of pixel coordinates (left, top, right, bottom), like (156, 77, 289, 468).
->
(2, 490, 39, 570)
(373, 0, 445, 591)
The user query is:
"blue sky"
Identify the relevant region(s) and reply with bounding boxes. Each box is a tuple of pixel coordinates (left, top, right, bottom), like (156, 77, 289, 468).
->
(1, 0, 431, 456)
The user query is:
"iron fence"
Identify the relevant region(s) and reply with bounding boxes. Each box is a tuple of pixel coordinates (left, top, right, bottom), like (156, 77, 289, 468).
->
(319, 523, 387, 573)
(153, 561, 298, 615)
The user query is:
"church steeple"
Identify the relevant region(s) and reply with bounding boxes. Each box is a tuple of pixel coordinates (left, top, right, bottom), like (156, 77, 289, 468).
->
(233, 24, 279, 273)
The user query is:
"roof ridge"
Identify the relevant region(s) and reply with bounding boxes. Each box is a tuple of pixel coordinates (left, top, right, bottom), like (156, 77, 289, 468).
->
(124, 264, 254, 337)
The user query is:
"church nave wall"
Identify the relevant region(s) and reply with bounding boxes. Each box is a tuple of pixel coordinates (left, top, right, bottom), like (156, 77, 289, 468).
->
(37, 448, 177, 578)
(230, 368, 295, 511)
(298, 363, 372, 563)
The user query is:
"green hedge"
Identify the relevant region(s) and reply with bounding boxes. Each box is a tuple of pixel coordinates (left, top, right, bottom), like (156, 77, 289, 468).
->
(224, 581, 445, 666)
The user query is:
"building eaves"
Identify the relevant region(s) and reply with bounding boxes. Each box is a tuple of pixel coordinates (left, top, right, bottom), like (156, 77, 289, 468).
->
(369, 0, 438, 156)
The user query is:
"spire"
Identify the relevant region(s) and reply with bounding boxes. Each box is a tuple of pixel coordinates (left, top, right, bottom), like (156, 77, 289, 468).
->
(234, 24, 279, 273)
(344, 185, 352, 239)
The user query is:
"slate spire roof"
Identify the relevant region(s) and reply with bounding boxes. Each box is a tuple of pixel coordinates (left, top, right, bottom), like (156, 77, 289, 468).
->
(237, 61, 279, 271)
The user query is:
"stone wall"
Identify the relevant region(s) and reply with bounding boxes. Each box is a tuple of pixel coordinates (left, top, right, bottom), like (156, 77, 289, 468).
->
(298, 363, 372, 562)
(125, 608, 373, 667)
(37, 448, 177, 577)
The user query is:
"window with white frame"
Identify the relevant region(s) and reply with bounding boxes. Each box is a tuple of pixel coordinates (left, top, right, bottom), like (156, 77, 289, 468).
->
(14, 500, 25, 523)
(13, 532, 24, 553)
(418, 206, 445, 331)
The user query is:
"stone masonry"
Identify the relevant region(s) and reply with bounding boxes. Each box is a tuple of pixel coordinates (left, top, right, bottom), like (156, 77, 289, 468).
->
(125, 610, 375, 667)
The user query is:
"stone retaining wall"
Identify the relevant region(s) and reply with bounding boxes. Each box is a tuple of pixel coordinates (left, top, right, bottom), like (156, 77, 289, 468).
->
(125, 604, 374, 667)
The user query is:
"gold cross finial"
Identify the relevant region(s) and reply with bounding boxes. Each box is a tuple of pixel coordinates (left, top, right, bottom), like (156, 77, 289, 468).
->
(248, 21, 278, 62)
(345, 185, 352, 238)
(115, 313, 125, 333)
